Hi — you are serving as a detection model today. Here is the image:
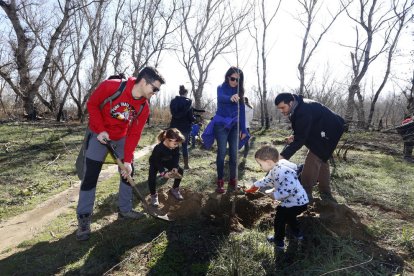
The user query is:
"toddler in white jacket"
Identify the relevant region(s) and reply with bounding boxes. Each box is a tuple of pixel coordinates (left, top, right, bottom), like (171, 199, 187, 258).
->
(246, 145, 308, 250)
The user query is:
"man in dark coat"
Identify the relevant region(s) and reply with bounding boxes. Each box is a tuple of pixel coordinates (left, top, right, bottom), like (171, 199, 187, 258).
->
(274, 93, 345, 202)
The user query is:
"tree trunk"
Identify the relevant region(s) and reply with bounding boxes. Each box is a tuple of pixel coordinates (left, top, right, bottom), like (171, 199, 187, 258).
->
(344, 84, 358, 130)
(356, 90, 366, 128)
(194, 84, 204, 110)
(22, 93, 37, 120)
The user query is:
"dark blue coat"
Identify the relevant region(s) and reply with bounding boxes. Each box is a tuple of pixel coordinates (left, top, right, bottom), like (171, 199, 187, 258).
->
(169, 96, 195, 133)
(281, 95, 345, 162)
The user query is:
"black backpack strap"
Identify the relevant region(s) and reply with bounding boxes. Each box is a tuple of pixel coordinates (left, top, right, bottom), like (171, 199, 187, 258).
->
(99, 81, 127, 110)
(136, 102, 146, 117)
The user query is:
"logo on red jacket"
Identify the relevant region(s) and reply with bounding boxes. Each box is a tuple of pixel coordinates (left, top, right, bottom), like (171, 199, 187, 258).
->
(110, 102, 137, 123)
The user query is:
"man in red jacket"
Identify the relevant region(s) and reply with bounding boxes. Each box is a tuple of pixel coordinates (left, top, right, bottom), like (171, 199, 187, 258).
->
(76, 67, 165, 241)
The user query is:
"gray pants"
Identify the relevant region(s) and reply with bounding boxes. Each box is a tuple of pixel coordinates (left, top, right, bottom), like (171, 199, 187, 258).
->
(77, 132, 134, 215)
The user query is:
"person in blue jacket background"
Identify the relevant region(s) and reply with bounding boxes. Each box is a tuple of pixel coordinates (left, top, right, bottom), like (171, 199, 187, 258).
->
(190, 122, 202, 148)
(203, 66, 248, 193)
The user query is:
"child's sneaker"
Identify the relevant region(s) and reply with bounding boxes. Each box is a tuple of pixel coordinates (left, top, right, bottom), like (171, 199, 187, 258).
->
(266, 235, 275, 243)
(170, 187, 184, 200)
(267, 235, 285, 251)
(150, 193, 159, 207)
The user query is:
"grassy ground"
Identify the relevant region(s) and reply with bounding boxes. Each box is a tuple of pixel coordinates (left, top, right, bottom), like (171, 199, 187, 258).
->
(0, 121, 413, 275)
(0, 121, 161, 220)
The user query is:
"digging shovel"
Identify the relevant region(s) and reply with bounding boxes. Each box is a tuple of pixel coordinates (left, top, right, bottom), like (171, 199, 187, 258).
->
(104, 139, 172, 222)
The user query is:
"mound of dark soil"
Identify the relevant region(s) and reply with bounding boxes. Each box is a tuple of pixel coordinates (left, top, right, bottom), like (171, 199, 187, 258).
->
(144, 187, 275, 229)
(307, 199, 369, 240)
(146, 187, 369, 241)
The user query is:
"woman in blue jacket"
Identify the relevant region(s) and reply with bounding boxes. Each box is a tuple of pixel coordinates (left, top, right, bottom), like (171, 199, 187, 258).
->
(211, 66, 248, 193)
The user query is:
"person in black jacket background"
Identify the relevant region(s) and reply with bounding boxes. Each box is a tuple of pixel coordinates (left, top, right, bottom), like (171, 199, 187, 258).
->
(274, 93, 345, 202)
(169, 85, 196, 169)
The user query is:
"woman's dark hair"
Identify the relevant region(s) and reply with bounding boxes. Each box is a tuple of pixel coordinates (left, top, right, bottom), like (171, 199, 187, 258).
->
(244, 97, 253, 109)
(274, 93, 295, 105)
(135, 66, 165, 85)
(179, 85, 188, 96)
(157, 128, 185, 143)
(224, 66, 245, 101)
(254, 144, 279, 162)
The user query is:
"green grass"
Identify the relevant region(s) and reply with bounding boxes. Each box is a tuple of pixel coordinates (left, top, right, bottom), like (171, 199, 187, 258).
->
(0, 125, 414, 275)
(0, 122, 160, 220)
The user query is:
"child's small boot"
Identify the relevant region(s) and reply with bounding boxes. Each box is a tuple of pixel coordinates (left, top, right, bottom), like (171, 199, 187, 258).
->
(151, 193, 159, 207)
(170, 187, 184, 200)
(227, 178, 237, 192)
(216, 179, 225, 194)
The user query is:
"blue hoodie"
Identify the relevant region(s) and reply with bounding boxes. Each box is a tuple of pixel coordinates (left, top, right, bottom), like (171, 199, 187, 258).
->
(216, 83, 247, 133)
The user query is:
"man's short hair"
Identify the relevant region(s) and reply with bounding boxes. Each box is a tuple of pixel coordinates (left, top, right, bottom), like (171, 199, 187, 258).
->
(274, 93, 295, 105)
(136, 66, 165, 85)
(254, 145, 279, 162)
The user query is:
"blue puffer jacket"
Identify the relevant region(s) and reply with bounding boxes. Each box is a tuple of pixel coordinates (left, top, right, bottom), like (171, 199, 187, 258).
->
(281, 94, 345, 162)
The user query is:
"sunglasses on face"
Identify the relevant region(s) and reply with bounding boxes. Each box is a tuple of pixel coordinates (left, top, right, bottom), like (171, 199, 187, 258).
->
(229, 77, 239, 82)
(148, 82, 160, 93)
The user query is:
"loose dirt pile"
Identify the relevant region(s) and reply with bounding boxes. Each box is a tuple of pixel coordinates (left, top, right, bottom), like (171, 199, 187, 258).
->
(145, 187, 368, 240)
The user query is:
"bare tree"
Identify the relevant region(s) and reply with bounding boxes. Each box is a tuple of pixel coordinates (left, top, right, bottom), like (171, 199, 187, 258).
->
(296, 0, 349, 96)
(67, 0, 125, 122)
(0, 79, 7, 115)
(249, 0, 282, 129)
(343, 0, 413, 129)
(125, 0, 179, 75)
(52, 0, 110, 121)
(0, 0, 73, 120)
(366, 0, 414, 129)
(178, 0, 250, 109)
(402, 69, 414, 116)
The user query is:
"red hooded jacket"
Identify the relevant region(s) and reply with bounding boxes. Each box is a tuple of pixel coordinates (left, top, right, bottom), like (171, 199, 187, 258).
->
(87, 77, 149, 163)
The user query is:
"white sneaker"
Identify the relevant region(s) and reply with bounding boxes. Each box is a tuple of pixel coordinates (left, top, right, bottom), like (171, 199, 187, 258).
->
(170, 187, 184, 200)
(151, 193, 159, 207)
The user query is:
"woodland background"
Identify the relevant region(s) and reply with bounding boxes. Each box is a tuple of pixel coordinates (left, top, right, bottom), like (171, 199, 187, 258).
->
(0, 0, 414, 128)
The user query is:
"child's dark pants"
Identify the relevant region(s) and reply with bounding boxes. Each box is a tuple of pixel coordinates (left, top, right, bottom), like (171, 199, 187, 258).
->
(274, 204, 307, 243)
(148, 160, 184, 195)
